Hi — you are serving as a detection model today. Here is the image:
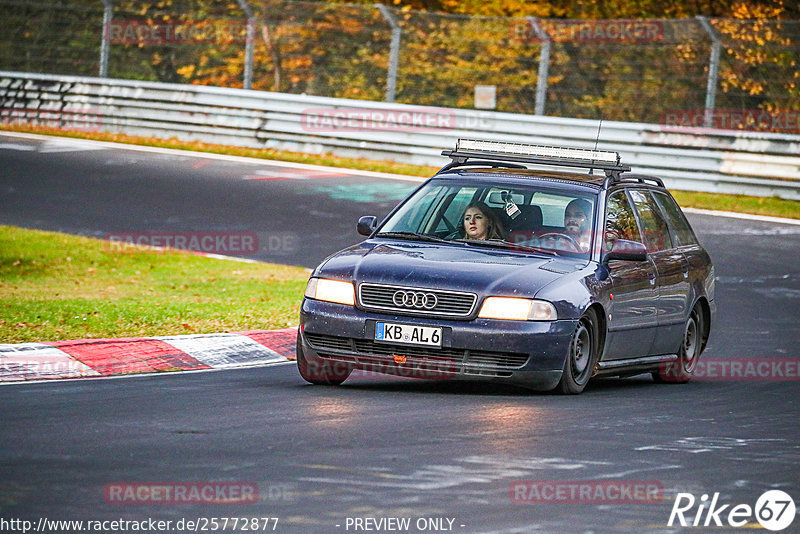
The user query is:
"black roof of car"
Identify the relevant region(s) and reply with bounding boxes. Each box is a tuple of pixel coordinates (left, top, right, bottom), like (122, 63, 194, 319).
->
(439, 139, 665, 191)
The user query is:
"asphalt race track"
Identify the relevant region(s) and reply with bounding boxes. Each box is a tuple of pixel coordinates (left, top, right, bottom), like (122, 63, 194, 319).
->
(2, 133, 800, 533)
(0, 134, 419, 269)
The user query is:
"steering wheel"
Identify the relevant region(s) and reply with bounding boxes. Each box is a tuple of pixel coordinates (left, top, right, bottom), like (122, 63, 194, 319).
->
(539, 232, 581, 252)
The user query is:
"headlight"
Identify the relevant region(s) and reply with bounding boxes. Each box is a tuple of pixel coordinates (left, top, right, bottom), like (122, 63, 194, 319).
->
(304, 278, 355, 306)
(478, 297, 557, 321)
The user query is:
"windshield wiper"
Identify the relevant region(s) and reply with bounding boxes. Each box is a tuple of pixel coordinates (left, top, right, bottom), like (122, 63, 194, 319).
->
(455, 238, 560, 256)
(374, 231, 451, 244)
(375, 233, 561, 256)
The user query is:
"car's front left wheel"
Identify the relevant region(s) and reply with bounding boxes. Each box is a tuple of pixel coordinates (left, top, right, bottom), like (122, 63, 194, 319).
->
(653, 304, 704, 384)
(554, 308, 599, 395)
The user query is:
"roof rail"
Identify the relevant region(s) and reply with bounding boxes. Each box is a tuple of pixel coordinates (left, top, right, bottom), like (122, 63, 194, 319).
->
(435, 159, 527, 175)
(441, 139, 631, 177)
(604, 174, 665, 188)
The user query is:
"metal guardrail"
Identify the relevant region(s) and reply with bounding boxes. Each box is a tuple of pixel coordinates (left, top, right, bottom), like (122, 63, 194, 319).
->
(2, 71, 800, 200)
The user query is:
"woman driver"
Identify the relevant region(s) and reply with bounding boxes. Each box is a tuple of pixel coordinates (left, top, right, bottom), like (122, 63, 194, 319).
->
(459, 201, 505, 240)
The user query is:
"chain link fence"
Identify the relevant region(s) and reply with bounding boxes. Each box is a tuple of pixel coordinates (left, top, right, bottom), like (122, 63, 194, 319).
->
(1, 0, 799, 131)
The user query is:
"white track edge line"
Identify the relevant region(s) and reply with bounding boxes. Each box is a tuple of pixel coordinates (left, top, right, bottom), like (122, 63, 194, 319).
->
(682, 207, 800, 226)
(0, 131, 426, 182)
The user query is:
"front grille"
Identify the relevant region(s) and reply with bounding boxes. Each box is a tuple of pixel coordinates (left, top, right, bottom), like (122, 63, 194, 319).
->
(466, 350, 529, 368)
(304, 333, 528, 375)
(358, 283, 476, 318)
(353, 339, 464, 363)
(305, 333, 352, 352)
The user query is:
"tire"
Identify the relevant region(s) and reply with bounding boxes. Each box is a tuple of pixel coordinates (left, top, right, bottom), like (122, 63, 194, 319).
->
(296, 337, 351, 386)
(554, 308, 599, 395)
(653, 305, 704, 384)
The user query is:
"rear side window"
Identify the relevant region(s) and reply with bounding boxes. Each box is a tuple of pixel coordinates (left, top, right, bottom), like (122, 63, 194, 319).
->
(604, 190, 642, 251)
(629, 190, 673, 252)
(651, 192, 698, 247)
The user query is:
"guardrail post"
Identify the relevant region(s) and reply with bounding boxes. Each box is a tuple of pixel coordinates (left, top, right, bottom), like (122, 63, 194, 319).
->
(527, 17, 550, 116)
(99, 0, 113, 78)
(697, 16, 721, 128)
(376, 4, 401, 103)
(236, 0, 255, 90)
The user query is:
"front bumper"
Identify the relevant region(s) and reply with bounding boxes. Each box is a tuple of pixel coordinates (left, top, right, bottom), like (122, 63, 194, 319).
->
(299, 298, 577, 390)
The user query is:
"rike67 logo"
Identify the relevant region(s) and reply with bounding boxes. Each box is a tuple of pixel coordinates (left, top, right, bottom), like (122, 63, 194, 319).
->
(669, 490, 796, 531)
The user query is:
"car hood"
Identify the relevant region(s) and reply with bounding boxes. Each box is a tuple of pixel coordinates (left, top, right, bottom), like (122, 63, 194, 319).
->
(316, 239, 589, 298)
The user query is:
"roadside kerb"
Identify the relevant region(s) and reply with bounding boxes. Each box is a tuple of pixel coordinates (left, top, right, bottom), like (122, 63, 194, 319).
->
(0, 327, 297, 383)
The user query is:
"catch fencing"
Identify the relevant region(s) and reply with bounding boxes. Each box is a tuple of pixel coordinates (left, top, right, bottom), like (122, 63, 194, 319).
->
(1, 1, 799, 130)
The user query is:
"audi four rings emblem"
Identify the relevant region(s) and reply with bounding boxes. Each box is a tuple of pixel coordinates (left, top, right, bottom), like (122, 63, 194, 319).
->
(392, 290, 438, 310)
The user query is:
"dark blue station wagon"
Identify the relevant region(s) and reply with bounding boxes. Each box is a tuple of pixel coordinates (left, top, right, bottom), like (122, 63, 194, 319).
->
(297, 139, 715, 394)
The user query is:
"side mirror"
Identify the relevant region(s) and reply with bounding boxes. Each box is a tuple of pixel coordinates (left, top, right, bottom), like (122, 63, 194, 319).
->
(357, 216, 378, 236)
(603, 239, 648, 262)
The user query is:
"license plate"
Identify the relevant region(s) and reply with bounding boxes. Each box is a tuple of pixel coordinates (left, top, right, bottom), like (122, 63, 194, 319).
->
(375, 322, 442, 348)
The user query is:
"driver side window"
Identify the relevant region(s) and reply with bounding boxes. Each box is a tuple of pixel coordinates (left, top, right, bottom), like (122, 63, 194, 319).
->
(604, 191, 642, 252)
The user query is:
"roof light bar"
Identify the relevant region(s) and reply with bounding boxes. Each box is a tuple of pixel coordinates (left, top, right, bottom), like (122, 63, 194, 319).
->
(455, 139, 620, 165)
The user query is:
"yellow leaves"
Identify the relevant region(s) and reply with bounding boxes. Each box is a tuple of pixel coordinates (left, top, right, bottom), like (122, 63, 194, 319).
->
(285, 56, 312, 70)
(743, 79, 765, 96)
(177, 65, 195, 78)
(340, 16, 366, 35)
(434, 0, 555, 17)
(720, 73, 765, 97)
(730, 1, 786, 20)
(675, 43, 698, 62)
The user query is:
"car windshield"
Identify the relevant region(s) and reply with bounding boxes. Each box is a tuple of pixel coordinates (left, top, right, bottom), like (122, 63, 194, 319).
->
(376, 178, 597, 258)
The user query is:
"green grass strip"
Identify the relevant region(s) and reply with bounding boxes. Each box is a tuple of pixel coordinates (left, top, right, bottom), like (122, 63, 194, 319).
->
(0, 226, 310, 343)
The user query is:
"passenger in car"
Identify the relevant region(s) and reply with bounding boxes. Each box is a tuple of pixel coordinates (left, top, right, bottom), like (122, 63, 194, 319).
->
(564, 198, 592, 252)
(458, 201, 506, 240)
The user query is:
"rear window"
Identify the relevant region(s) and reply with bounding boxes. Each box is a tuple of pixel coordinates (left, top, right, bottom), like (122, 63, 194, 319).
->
(651, 191, 699, 247)
(629, 190, 674, 252)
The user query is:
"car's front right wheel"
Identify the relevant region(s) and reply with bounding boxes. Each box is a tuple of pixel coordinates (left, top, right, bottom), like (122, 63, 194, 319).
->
(554, 308, 599, 395)
(296, 337, 351, 385)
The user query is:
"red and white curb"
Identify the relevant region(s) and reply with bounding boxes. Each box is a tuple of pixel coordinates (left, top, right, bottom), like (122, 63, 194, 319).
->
(0, 328, 297, 383)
